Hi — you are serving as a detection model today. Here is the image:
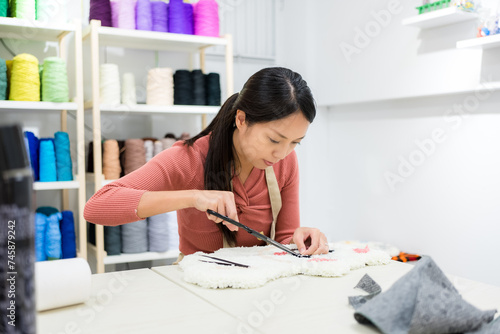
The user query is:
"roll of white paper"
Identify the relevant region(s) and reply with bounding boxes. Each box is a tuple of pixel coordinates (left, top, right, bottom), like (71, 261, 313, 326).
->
(35, 258, 91, 311)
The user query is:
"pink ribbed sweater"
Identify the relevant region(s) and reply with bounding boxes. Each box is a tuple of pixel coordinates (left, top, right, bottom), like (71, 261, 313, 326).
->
(83, 135, 300, 255)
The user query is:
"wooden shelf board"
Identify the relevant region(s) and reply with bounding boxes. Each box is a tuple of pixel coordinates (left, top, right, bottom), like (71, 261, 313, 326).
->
(84, 102, 220, 115)
(402, 7, 478, 29)
(83, 24, 227, 52)
(0, 17, 75, 41)
(103, 250, 180, 265)
(0, 101, 77, 112)
(456, 34, 500, 49)
(33, 180, 80, 190)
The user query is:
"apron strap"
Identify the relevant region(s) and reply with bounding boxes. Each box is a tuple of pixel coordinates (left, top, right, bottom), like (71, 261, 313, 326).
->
(265, 166, 282, 240)
(222, 166, 282, 247)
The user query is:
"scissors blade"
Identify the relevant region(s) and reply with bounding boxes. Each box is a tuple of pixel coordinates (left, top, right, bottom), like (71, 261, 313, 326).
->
(206, 209, 309, 258)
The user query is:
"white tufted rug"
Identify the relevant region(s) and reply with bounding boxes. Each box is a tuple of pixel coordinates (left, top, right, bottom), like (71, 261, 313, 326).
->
(179, 244, 391, 289)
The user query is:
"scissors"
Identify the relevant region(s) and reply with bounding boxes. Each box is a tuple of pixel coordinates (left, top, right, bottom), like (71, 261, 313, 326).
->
(199, 254, 249, 268)
(207, 209, 310, 258)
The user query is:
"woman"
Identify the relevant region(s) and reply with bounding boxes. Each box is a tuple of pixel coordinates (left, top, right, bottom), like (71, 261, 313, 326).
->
(84, 67, 329, 259)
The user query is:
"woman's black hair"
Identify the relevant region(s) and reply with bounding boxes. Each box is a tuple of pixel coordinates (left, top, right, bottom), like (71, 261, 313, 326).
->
(185, 67, 316, 245)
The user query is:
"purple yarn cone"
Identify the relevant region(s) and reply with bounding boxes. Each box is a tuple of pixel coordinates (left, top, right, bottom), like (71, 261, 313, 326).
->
(89, 0, 113, 27)
(136, 0, 153, 31)
(151, 1, 168, 32)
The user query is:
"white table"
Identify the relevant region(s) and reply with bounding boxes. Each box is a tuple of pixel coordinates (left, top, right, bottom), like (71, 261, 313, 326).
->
(151, 261, 500, 333)
(37, 261, 500, 334)
(37, 268, 253, 334)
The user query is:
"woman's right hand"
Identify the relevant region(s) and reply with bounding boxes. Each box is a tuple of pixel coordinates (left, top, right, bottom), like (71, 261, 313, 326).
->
(193, 190, 239, 231)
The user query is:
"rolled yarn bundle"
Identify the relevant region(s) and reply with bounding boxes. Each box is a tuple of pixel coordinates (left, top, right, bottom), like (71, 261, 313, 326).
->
(35, 258, 91, 311)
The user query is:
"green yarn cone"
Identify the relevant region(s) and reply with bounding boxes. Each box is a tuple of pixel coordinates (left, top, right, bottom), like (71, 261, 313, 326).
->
(0, 0, 8, 17)
(0, 59, 7, 100)
(41, 57, 69, 102)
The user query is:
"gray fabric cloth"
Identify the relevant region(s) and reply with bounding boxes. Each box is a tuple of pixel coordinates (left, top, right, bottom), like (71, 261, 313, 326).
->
(348, 274, 382, 309)
(350, 256, 496, 334)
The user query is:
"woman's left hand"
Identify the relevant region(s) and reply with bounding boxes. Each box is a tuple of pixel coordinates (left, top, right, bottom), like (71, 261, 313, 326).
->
(293, 227, 329, 256)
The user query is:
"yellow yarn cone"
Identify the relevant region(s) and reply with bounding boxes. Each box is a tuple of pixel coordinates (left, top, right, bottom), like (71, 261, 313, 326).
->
(9, 53, 40, 102)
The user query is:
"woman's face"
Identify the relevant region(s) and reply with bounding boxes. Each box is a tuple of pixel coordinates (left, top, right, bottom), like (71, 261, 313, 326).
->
(234, 110, 310, 170)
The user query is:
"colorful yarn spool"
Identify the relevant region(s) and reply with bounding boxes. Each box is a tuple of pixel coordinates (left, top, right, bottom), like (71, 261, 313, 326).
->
(153, 140, 163, 156)
(147, 213, 169, 252)
(124, 139, 146, 175)
(104, 226, 121, 255)
(24, 131, 39, 181)
(193, 0, 219, 37)
(60, 211, 76, 259)
(0, 0, 8, 17)
(144, 140, 154, 162)
(39, 138, 57, 182)
(35, 213, 47, 261)
(121, 72, 136, 105)
(205, 72, 221, 106)
(168, 0, 192, 34)
(45, 212, 62, 260)
(192, 69, 206, 105)
(0, 58, 7, 100)
(184, 2, 194, 35)
(100, 63, 120, 105)
(9, 53, 40, 102)
(111, 0, 136, 29)
(151, 1, 168, 32)
(173, 69, 193, 105)
(42, 57, 69, 102)
(161, 136, 176, 150)
(12, 0, 36, 20)
(90, 0, 112, 26)
(54, 131, 73, 181)
(102, 139, 121, 180)
(166, 211, 178, 251)
(121, 220, 148, 253)
(136, 0, 153, 31)
(146, 67, 173, 105)
(37, 0, 68, 24)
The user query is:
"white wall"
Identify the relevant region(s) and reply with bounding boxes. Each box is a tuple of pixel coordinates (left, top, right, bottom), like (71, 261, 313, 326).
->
(278, 0, 500, 286)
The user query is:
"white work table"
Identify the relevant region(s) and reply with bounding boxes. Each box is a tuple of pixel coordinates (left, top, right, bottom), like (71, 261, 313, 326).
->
(151, 261, 500, 333)
(37, 268, 251, 334)
(38, 262, 500, 334)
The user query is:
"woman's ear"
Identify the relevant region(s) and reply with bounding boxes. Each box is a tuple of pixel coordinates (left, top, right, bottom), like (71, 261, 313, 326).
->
(235, 110, 246, 129)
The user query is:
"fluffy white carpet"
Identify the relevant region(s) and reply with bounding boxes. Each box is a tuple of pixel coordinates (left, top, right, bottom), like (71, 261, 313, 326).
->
(179, 243, 391, 289)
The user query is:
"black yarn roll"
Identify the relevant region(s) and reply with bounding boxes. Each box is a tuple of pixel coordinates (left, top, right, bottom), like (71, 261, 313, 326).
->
(117, 140, 126, 178)
(87, 222, 96, 245)
(192, 69, 206, 105)
(174, 70, 193, 105)
(87, 141, 105, 173)
(205, 72, 221, 106)
(104, 226, 121, 255)
(87, 141, 94, 173)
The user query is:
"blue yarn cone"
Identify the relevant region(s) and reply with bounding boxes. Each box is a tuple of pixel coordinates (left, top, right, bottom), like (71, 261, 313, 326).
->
(54, 131, 73, 181)
(60, 211, 77, 259)
(39, 138, 57, 182)
(35, 213, 47, 261)
(45, 212, 62, 260)
(24, 131, 39, 181)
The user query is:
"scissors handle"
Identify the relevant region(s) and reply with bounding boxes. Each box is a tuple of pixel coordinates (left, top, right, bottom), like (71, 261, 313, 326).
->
(207, 209, 309, 258)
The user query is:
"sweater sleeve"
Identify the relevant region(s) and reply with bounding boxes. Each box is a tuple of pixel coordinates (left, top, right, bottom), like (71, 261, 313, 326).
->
(83, 143, 203, 226)
(274, 150, 300, 245)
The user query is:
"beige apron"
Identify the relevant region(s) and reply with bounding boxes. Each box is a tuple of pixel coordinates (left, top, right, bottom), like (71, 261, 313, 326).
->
(174, 166, 282, 264)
